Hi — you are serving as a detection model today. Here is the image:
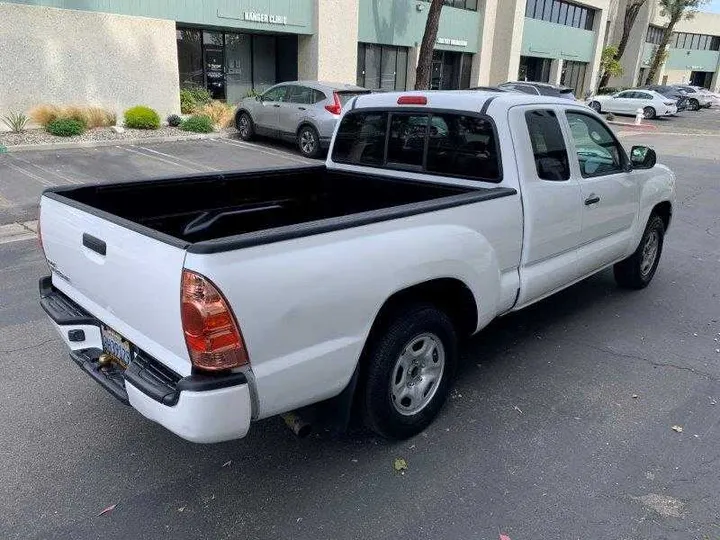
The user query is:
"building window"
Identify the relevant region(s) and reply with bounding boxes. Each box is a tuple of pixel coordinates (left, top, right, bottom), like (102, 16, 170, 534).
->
(519, 56, 552, 83)
(421, 0, 478, 11)
(357, 43, 409, 91)
(561, 60, 588, 97)
(670, 31, 720, 50)
(646, 25, 664, 45)
(525, 0, 595, 30)
(177, 27, 298, 103)
(431, 50, 473, 90)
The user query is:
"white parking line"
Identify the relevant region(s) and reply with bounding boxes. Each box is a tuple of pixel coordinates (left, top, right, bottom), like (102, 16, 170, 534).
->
(0, 222, 36, 245)
(4, 161, 55, 187)
(9, 154, 80, 185)
(215, 138, 313, 165)
(136, 146, 220, 172)
(120, 146, 203, 172)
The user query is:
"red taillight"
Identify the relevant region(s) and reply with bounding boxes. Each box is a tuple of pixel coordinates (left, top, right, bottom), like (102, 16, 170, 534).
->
(181, 269, 249, 372)
(325, 92, 342, 115)
(397, 95, 427, 105)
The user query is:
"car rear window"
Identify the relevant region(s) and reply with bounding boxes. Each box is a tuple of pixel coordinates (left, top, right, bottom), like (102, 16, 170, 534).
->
(332, 110, 501, 182)
(337, 91, 371, 107)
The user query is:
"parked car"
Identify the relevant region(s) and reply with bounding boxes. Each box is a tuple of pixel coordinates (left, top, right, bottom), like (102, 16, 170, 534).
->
(672, 85, 712, 110)
(235, 81, 370, 158)
(468, 86, 513, 92)
(587, 89, 677, 119)
(641, 85, 688, 112)
(39, 91, 675, 443)
(499, 81, 576, 100)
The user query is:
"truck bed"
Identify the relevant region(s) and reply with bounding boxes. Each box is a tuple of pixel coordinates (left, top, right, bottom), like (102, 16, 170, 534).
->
(44, 165, 514, 253)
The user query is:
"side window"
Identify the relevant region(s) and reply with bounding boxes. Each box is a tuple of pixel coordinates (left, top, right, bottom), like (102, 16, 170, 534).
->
(637, 92, 652, 100)
(616, 91, 633, 98)
(426, 113, 500, 181)
(515, 84, 540, 95)
(566, 112, 624, 177)
(286, 86, 314, 104)
(331, 112, 388, 165)
(262, 86, 287, 102)
(525, 110, 570, 181)
(387, 114, 429, 168)
(312, 90, 327, 103)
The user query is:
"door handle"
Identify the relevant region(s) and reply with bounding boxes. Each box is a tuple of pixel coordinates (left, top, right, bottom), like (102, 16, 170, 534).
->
(584, 194, 600, 206)
(298, 107, 306, 110)
(272, 104, 281, 108)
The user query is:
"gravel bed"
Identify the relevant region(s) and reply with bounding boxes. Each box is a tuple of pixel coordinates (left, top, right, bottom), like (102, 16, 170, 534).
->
(0, 126, 233, 147)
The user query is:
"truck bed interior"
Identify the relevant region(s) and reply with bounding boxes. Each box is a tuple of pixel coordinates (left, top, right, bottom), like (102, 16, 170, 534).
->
(50, 166, 480, 244)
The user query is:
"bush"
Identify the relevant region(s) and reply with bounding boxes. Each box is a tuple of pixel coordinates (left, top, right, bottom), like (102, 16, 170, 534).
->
(47, 118, 86, 137)
(180, 114, 214, 133)
(84, 106, 116, 128)
(180, 86, 212, 114)
(196, 101, 234, 128)
(167, 114, 182, 127)
(124, 105, 160, 130)
(2, 111, 29, 133)
(29, 104, 61, 127)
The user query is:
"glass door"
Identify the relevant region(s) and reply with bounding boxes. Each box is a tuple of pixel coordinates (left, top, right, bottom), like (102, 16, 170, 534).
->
(203, 31, 225, 100)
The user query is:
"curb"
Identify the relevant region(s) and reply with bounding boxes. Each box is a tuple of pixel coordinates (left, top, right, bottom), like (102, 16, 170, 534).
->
(2, 132, 232, 153)
(606, 121, 659, 131)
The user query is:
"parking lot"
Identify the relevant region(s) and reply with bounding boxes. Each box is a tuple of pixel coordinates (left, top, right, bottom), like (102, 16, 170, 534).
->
(608, 105, 720, 134)
(1, 129, 719, 539)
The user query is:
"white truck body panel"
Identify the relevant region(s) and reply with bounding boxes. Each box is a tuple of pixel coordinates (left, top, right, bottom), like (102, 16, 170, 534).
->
(39, 90, 676, 442)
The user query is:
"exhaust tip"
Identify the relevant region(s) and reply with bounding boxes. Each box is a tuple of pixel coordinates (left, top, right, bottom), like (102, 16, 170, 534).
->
(281, 412, 312, 438)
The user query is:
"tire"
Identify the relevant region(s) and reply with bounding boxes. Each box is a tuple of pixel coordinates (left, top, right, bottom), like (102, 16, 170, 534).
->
(236, 112, 254, 141)
(614, 215, 665, 289)
(360, 304, 458, 440)
(589, 101, 602, 113)
(689, 98, 700, 111)
(643, 106, 656, 120)
(297, 125, 321, 158)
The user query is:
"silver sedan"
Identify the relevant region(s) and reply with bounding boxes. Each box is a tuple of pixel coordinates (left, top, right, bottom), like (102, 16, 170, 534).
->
(235, 81, 370, 158)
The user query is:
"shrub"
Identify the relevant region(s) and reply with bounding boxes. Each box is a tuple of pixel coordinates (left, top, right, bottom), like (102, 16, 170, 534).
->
(84, 106, 116, 128)
(180, 114, 214, 133)
(29, 104, 61, 127)
(47, 118, 86, 137)
(124, 105, 160, 130)
(167, 114, 182, 127)
(180, 86, 212, 114)
(2, 111, 29, 133)
(597, 86, 626, 95)
(196, 101, 234, 128)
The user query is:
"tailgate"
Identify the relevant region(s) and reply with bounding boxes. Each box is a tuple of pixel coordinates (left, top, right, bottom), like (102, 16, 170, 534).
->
(40, 195, 191, 376)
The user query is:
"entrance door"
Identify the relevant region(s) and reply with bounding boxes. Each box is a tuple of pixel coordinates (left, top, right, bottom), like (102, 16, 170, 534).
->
(203, 31, 225, 100)
(690, 71, 712, 89)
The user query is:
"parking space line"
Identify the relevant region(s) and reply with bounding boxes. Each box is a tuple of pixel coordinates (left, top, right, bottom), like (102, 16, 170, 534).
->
(136, 146, 220, 172)
(215, 138, 313, 165)
(0, 192, 10, 208)
(120, 146, 203, 172)
(4, 161, 55, 187)
(9, 154, 80, 185)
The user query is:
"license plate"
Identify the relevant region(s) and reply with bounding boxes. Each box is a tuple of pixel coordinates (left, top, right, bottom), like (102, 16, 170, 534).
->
(100, 325, 133, 368)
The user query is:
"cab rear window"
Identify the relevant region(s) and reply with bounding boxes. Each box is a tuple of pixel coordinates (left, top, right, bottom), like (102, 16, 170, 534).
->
(332, 110, 501, 182)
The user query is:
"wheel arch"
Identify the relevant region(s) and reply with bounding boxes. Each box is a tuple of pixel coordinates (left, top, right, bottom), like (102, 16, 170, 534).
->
(652, 200, 672, 231)
(296, 121, 320, 137)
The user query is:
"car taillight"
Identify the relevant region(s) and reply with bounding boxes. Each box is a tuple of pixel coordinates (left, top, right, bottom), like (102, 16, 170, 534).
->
(325, 92, 342, 115)
(181, 269, 249, 372)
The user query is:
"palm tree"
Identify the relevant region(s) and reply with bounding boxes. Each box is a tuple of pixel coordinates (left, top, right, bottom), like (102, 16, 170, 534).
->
(598, 0, 647, 89)
(415, 0, 445, 90)
(645, 0, 708, 85)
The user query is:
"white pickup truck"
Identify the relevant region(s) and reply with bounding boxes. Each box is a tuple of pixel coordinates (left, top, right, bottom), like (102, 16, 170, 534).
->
(39, 91, 675, 443)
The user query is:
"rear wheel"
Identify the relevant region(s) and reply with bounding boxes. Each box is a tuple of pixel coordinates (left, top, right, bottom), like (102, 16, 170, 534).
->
(360, 304, 457, 439)
(643, 106, 656, 120)
(689, 98, 700, 111)
(614, 215, 665, 289)
(297, 125, 321, 158)
(236, 113, 254, 141)
(589, 101, 602, 113)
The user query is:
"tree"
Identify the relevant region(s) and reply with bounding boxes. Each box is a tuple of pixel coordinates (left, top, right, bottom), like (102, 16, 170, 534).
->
(598, 0, 647, 89)
(598, 46, 624, 87)
(645, 0, 708, 85)
(415, 0, 444, 90)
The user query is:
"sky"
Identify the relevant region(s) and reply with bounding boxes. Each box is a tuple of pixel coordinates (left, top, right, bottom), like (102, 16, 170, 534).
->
(705, 0, 720, 13)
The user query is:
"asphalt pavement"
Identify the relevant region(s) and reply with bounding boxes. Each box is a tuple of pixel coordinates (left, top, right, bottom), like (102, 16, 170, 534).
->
(0, 132, 719, 540)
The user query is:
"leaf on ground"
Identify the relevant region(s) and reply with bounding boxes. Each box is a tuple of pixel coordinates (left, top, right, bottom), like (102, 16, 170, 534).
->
(97, 503, 117, 517)
(393, 458, 408, 472)
(222, 460, 232, 468)
(671, 425, 683, 433)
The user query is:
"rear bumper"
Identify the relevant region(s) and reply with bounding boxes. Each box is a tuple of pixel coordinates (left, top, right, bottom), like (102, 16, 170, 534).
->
(40, 277, 252, 443)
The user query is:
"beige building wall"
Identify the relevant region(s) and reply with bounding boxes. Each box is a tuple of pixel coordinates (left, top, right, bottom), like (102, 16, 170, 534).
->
(298, 0, 359, 83)
(606, 0, 655, 88)
(652, 7, 720, 33)
(488, 0, 526, 84)
(0, 2, 180, 129)
(470, 0, 499, 86)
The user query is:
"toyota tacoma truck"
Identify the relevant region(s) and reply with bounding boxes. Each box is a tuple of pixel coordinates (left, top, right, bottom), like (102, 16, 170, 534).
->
(39, 91, 676, 443)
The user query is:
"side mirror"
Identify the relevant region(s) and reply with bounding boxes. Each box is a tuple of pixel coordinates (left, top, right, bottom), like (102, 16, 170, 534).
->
(630, 145, 656, 169)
